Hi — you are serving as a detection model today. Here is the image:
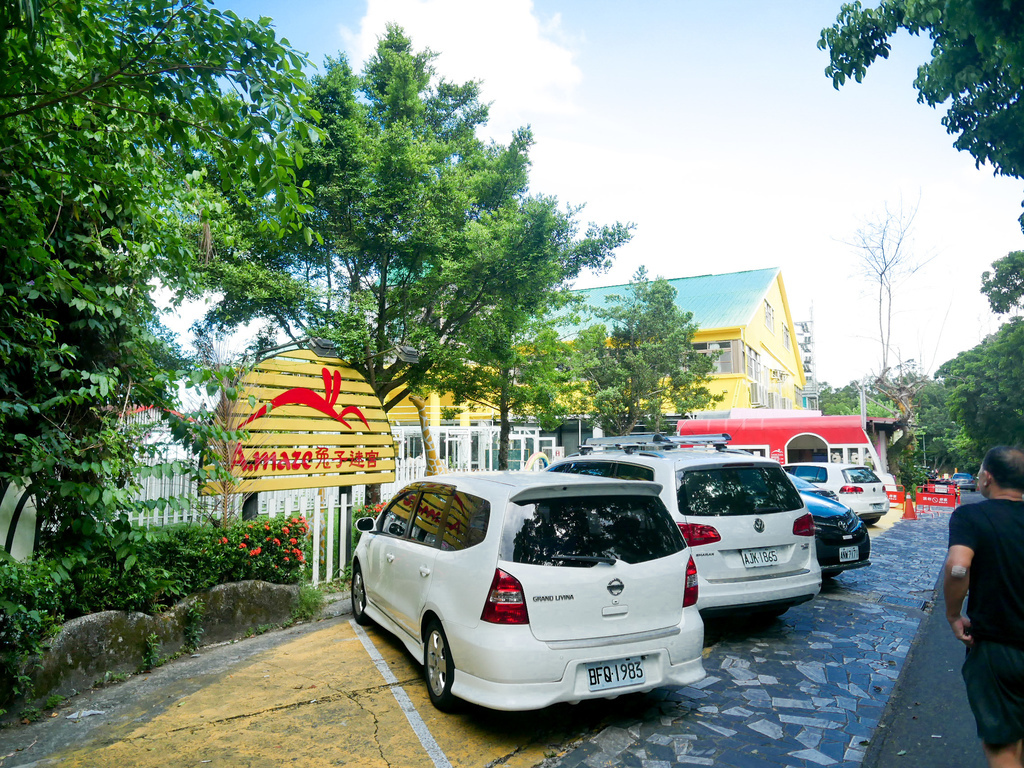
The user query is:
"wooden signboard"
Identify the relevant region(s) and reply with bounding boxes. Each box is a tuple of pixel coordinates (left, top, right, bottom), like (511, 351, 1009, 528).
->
(210, 348, 396, 494)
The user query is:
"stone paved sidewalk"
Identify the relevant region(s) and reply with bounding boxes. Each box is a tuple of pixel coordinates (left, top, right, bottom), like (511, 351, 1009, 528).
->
(552, 513, 950, 768)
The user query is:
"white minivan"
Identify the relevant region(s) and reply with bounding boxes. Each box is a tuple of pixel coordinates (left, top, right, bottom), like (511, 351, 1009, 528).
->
(548, 434, 822, 617)
(351, 472, 706, 711)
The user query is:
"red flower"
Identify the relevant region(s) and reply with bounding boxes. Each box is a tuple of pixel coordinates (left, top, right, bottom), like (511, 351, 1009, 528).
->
(273, 538, 281, 546)
(284, 556, 290, 562)
(265, 536, 271, 542)
(244, 534, 249, 540)
(264, 524, 270, 530)
(239, 543, 247, 549)
(282, 527, 290, 535)
(289, 538, 297, 545)
(220, 537, 228, 544)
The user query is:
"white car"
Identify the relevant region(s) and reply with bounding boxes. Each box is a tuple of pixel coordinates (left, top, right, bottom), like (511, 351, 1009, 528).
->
(783, 462, 890, 524)
(350, 473, 706, 712)
(548, 434, 821, 617)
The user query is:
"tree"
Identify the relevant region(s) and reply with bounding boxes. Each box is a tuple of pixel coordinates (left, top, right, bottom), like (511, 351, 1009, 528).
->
(0, 0, 316, 550)
(839, 200, 930, 485)
(571, 269, 722, 436)
(818, 380, 894, 418)
(453, 197, 630, 469)
(914, 379, 981, 473)
(200, 28, 632, 418)
(820, 1, 1024, 226)
(937, 318, 1024, 451)
(981, 250, 1024, 315)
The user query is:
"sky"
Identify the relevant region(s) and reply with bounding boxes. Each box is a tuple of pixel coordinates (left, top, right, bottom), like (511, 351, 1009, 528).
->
(202, 0, 1024, 388)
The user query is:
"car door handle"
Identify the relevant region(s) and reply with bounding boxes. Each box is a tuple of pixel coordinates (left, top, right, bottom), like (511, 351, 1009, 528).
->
(386, 553, 395, 563)
(419, 566, 431, 577)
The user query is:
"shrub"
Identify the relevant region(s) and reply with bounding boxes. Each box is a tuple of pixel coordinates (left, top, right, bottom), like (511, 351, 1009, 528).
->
(0, 513, 312, 707)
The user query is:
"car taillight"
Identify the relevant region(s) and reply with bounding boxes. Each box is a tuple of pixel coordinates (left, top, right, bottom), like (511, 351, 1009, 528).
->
(839, 485, 864, 494)
(683, 556, 699, 607)
(678, 522, 722, 546)
(793, 512, 816, 537)
(480, 568, 529, 625)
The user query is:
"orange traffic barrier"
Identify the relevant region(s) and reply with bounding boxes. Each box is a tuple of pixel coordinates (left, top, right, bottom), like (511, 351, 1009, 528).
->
(902, 498, 917, 520)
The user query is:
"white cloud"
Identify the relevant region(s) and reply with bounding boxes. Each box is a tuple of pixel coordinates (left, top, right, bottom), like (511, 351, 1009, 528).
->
(341, 0, 582, 139)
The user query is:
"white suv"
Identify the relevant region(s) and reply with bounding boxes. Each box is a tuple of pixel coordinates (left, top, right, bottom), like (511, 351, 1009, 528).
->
(351, 472, 706, 711)
(548, 434, 821, 617)
(783, 462, 890, 524)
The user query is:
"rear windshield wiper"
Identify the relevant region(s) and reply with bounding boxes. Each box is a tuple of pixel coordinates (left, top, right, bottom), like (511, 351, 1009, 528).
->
(550, 554, 617, 565)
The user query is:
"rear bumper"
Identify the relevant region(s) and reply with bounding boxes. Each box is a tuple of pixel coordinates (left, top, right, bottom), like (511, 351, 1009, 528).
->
(696, 566, 821, 615)
(445, 612, 705, 711)
(816, 533, 871, 574)
(451, 650, 706, 711)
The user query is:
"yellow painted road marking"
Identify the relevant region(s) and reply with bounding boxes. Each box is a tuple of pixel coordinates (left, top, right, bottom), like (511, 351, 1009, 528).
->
(47, 620, 607, 767)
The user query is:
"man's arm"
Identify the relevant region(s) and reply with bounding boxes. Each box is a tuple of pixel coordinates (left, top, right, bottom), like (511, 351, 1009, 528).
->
(943, 544, 975, 646)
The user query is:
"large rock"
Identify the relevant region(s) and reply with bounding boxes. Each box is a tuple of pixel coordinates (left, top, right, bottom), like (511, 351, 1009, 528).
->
(6, 580, 299, 706)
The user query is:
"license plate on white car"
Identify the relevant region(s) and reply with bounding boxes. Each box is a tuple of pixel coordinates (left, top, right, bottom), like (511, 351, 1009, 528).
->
(871, 502, 886, 510)
(586, 657, 646, 691)
(839, 546, 859, 562)
(741, 547, 780, 567)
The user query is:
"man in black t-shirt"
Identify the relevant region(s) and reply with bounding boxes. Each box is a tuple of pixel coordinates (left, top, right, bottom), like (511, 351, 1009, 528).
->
(945, 446, 1024, 768)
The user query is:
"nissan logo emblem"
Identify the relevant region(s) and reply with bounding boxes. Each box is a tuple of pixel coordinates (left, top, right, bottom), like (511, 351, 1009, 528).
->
(754, 518, 765, 533)
(607, 578, 624, 596)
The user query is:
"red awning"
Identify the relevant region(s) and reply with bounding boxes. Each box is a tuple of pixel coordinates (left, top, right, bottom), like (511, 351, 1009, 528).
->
(677, 415, 870, 449)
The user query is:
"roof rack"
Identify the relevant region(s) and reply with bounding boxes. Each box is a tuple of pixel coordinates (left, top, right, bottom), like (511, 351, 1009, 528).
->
(579, 433, 732, 454)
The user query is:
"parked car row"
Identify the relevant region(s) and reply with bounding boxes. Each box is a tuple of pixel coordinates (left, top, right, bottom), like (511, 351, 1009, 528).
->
(349, 435, 875, 714)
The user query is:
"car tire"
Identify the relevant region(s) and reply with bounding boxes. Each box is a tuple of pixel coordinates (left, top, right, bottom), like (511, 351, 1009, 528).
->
(351, 563, 372, 626)
(424, 619, 459, 711)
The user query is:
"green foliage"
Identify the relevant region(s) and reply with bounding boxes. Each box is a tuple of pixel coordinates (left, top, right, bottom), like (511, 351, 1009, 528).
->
(0, 515, 311, 706)
(915, 379, 982, 473)
(1, 0, 317, 558)
(937, 318, 1024, 451)
(200, 28, 630, 421)
(571, 269, 722, 436)
(820, 2, 1024, 227)
(292, 584, 325, 622)
(449, 196, 631, 468)
(141, 632, 162, 672)
(183, 599, 205, 653)
(981, 250, 1024, 314)
(818, 380, 895, 417)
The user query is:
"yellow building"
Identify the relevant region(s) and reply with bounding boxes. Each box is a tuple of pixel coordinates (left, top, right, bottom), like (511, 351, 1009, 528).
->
(571, 267, 807, 412)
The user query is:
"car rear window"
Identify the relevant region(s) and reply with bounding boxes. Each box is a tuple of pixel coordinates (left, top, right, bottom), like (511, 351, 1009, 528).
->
(678, 465, 803, 517)
(786, 465, 827, 483)
(500, 495, 685, 567)
(843, 467, 881, 484)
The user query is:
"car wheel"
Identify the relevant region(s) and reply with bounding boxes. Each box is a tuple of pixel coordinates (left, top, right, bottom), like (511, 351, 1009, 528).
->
(351, 563, 371, 626)
(424, 619, 459, 711)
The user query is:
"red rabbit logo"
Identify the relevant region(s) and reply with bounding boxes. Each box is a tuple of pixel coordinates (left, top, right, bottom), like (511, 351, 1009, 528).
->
(240, 367, 371, 430)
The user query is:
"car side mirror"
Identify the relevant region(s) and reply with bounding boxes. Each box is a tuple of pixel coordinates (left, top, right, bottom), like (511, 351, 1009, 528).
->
(355, 516, 376, 533)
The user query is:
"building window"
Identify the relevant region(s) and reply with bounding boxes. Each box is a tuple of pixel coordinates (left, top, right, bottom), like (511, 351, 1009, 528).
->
(746, 346, 761, 380)
(693, 341, 733, 374)
(783, 325, 791, 350)
(764, 301, 775, 332)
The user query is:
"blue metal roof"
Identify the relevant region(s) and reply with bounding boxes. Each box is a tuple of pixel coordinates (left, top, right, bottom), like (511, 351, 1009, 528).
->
(566, 267, 781, 334)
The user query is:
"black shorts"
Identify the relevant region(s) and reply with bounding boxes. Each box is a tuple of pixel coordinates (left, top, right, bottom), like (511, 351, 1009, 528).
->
(962, 639, 1024, 745)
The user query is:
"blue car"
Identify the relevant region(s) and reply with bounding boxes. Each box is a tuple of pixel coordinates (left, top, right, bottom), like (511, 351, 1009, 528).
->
(788, 473, 871, 577)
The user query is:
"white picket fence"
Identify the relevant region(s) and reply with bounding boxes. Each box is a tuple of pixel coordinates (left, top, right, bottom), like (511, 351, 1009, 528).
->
(129, 456, 433, 586)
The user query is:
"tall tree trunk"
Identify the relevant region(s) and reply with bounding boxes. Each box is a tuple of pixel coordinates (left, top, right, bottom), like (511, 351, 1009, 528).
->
(498, 372, 511, 470)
